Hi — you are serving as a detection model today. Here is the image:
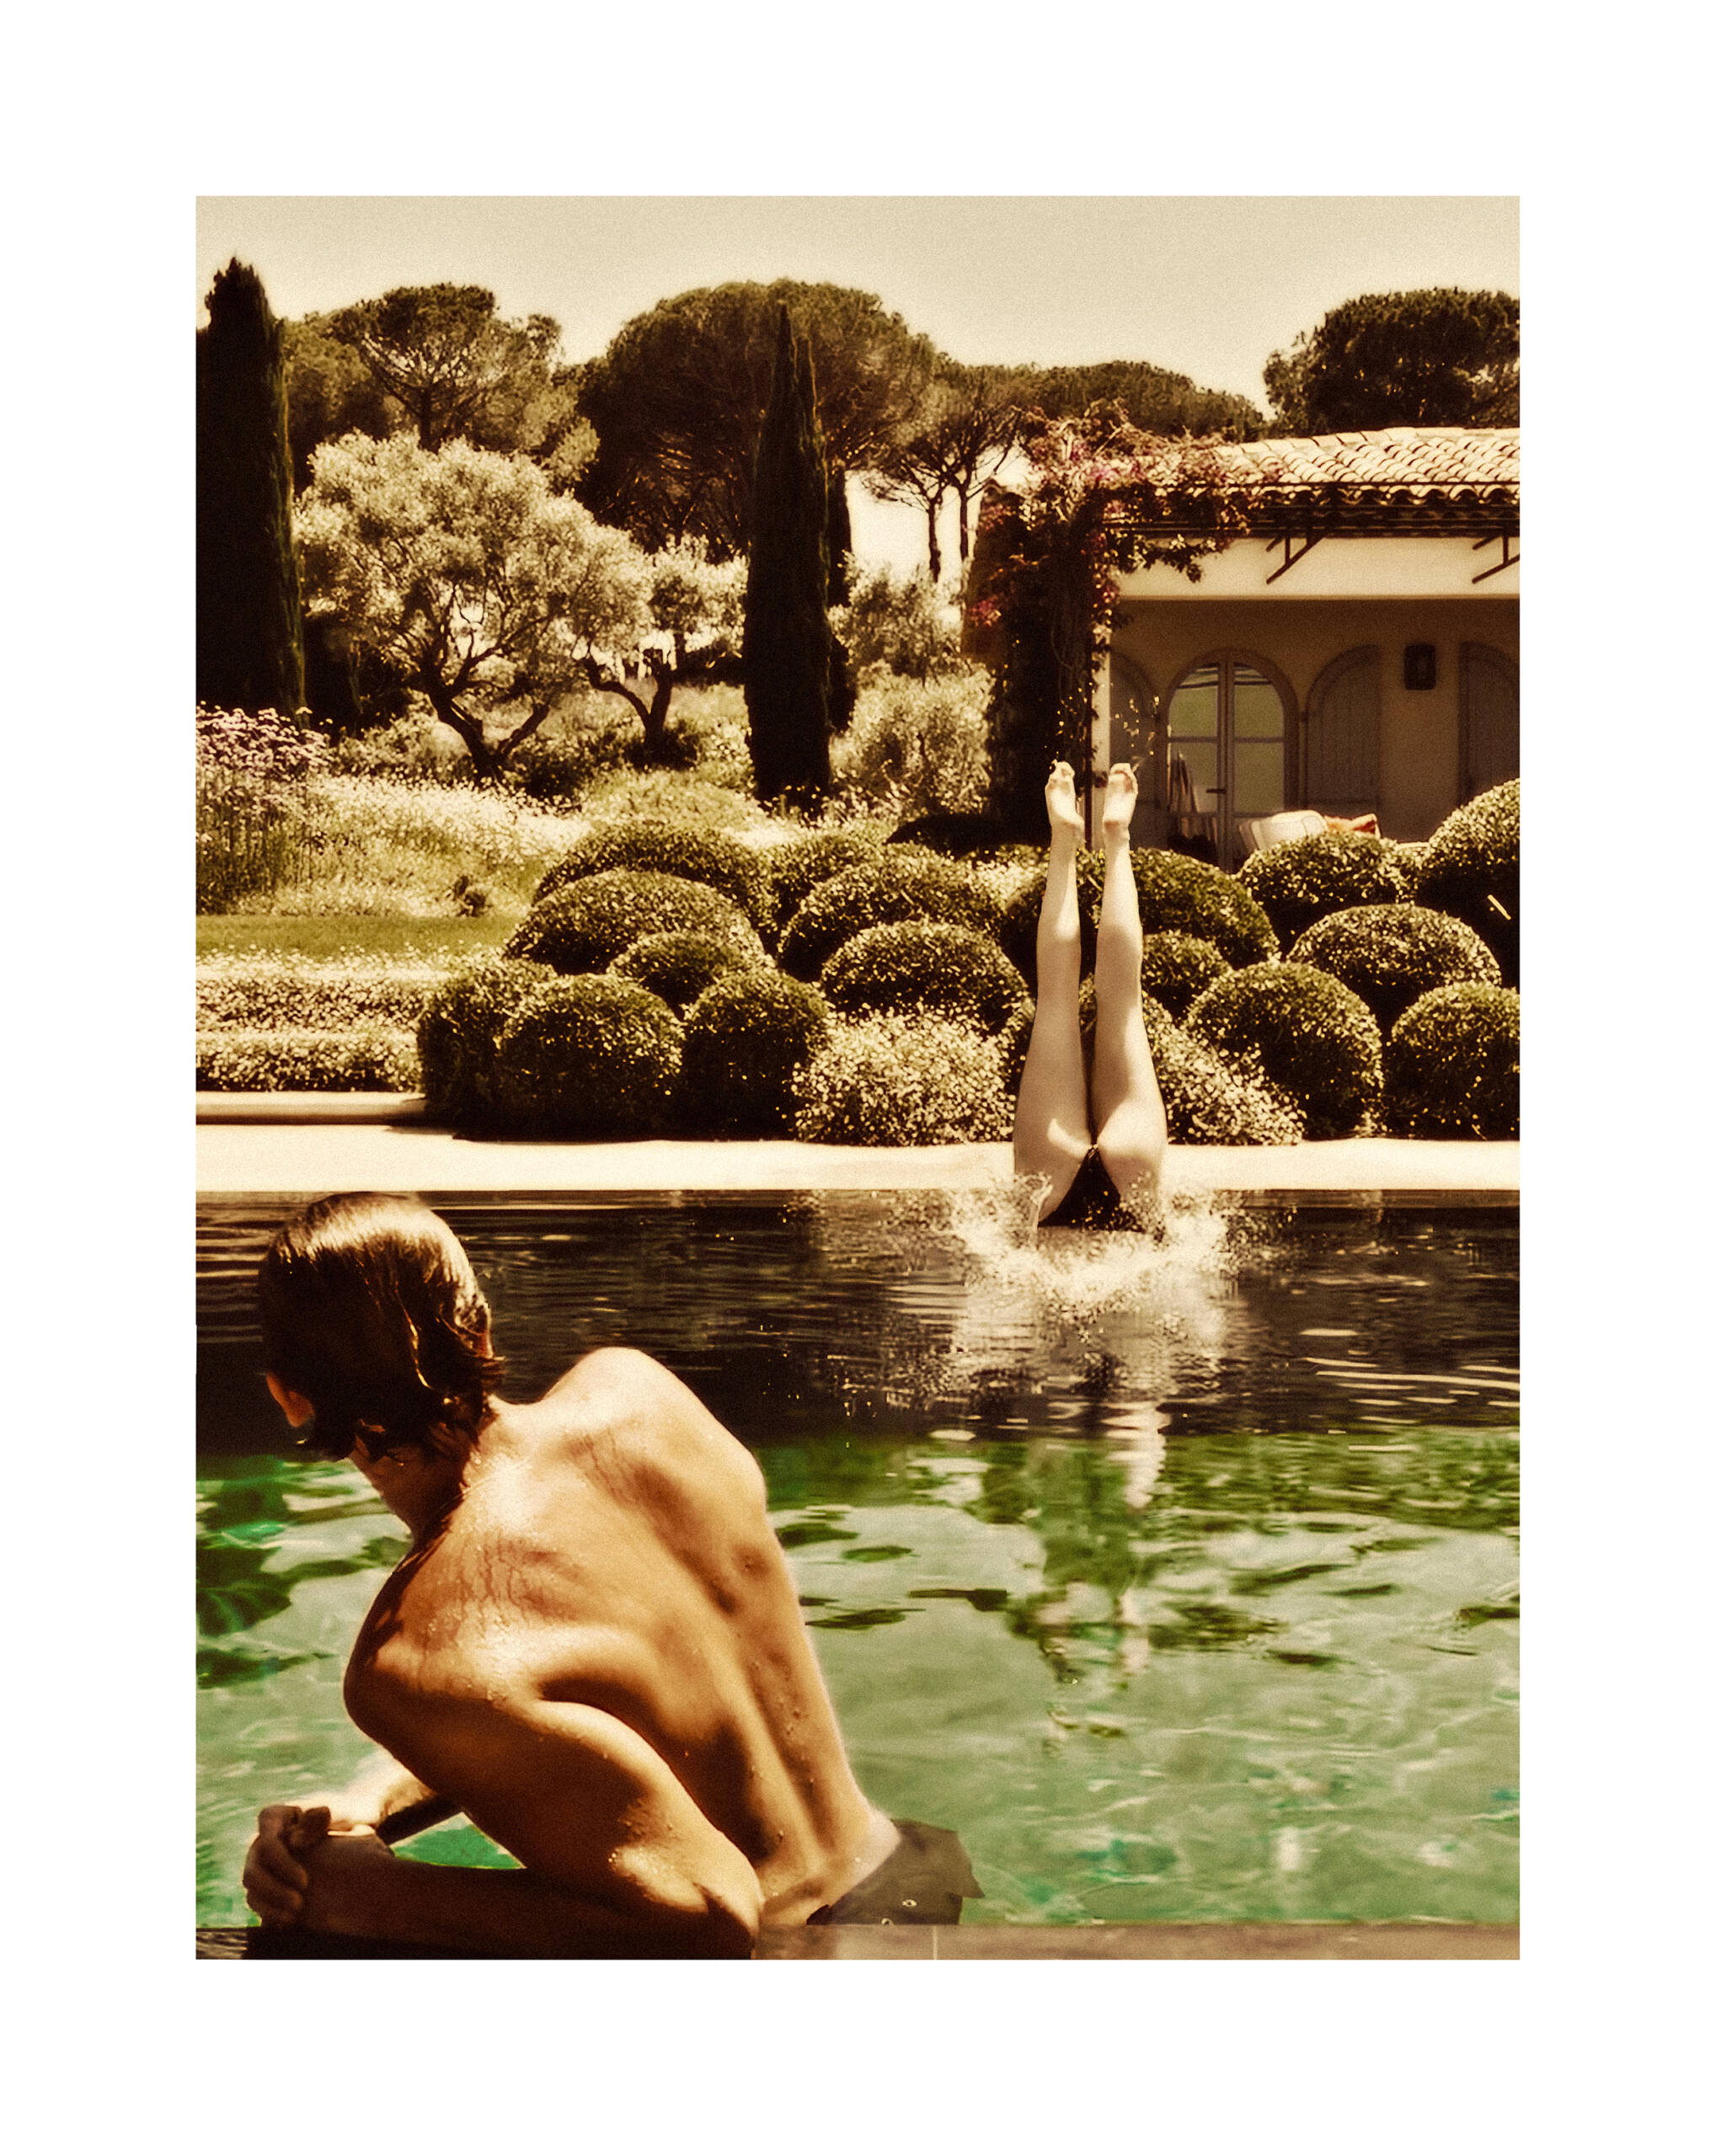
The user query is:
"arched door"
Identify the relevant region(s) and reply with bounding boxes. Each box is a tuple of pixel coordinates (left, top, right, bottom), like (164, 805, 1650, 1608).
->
(1304, 647, 1381, 818)
(1461, 643, 1519, 800)
(1164, 657, 1289, 868)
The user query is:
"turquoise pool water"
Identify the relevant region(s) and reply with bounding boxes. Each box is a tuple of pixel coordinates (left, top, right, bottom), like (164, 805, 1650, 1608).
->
(197, 1192, 1518, 1929)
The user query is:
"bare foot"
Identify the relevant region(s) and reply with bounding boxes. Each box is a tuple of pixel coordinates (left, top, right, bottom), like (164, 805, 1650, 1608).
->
(1101, 762, 1139, 844)
(1045, 760, 1082, 840)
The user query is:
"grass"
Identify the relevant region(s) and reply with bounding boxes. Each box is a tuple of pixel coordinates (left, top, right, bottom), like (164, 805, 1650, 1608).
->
(196, 915, 516, 961)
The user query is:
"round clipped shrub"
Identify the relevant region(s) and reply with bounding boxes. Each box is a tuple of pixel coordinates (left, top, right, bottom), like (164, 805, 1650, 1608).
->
(1186, 963, 1382, 1139)
(887, 811, 1013, 858)
(1237, 830, 1409, 945)
(778, 850, 997, 980)
(821, 921, 1027, 1033)
(680, 972, 831, 1136)
(1415, 780, 1519, 985)
(532, 816, 774, 934)
(796, 1015, 1012, 1145)
(765, 827, 885, 932)
(494, 975, 682, 1137)
(417, 956, 557, 1126)
(997, 848, 1276, 987)
(610, 929, 762, 1016)
(1382, 838, 1429, 901)
(505, 870, 760, 975)
(1139, 931, 1232, 1020)
(1288, 905, 1502, 1031)
(1384, 983, 1519, 1138)
(1149, 1024, 1306, 1147)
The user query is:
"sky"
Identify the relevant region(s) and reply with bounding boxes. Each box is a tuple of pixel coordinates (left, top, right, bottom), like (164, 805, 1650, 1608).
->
(195, 195, 1519, 574)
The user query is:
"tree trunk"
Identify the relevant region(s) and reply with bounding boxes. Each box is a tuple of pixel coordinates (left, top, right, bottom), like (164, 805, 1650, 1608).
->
(926, 500, 943, 586)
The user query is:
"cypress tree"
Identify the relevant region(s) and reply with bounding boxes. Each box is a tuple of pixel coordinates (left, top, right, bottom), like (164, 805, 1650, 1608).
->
(826, 464, 857, 735)
(743, 312, 832, 805)
(197, 259, 304, 712)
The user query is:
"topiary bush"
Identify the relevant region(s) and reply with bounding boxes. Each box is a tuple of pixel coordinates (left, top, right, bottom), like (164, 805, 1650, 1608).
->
(886, 811, 1013, 858)
(680, 971, 832, 1136)
(1186, 963, 1382, 1139)
(778, 850, 997, 980)
(997, 847, 1277, 988)
(532, 817, 774, 935)
(494, 975, 682, 1138)
(1415, 780, 1519, 985)
(1288, 905, 1502, 1031)
(994, 850, 1107, 986)
(1384, 983, 1520, 1139)
(196, 1027, 420, 1093)
(1237, 830, 1409, 946)
(1381, 838, 1429, 902)
(1148, 1023, 1306, 1146)
(610, 929, 762, 1017)
(1138, 931, 1232, 1021)
(505, 869, 761, 975)
(417, 956, 557, 1126)
(796, 1015, 1012, 1146)
(821, 921, 1027, 1033)
(762, 827, 886, 933)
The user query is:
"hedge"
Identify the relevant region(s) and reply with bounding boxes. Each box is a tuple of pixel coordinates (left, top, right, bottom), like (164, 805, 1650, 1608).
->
(998, 847, 1277, 987)
(532, 816, 773, 935)
(196, 1027, 420, 1092)
(1287, 905, 1502, 1031)
(681, 972, 832, 1136)
(1384, 983, 1520, 1138)
(778, 850, 997, 979)
(1237, 830, 1408, 945)
(196, 954, 443, 1032)
(416, 957, 557, 1126)
(1186, 962, 1382, 1139)
(821, 921, 1027, 1033)
(796, 1014, 1012, 1145)
(494, 975, 682, 1137)
(505, 869, 760, 975)
(1415, 781, 1520, 985)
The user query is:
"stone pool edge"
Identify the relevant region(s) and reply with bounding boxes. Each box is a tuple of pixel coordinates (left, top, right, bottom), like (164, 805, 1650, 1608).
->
(196, 1105, 1518, 1199)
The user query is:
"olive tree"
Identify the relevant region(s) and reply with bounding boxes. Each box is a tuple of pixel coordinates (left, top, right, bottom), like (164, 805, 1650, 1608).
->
(580, 539, 746, 763)
(296, 434, 650, 781)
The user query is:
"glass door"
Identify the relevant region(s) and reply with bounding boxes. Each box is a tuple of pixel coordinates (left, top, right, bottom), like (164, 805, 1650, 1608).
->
(1165, 659, 1287, 867)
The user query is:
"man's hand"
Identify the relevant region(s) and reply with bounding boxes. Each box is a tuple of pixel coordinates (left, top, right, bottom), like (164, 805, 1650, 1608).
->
(243, 1803, 333, 1925)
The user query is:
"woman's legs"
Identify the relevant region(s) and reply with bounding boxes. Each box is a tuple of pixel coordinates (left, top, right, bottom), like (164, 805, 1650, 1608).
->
(1013, 761, 1092, 1222)
(1089, 766, 1168, 1214)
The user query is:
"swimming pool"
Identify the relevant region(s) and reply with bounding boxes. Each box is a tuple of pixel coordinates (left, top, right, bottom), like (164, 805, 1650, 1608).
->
(197, 1190, 1517, 1930)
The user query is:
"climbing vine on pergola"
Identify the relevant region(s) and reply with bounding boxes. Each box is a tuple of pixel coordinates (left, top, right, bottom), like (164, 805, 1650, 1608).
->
(970, 407, 1273, 840)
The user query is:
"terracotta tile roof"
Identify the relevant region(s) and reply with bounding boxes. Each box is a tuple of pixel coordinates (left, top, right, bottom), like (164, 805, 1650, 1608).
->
(1105, 426, 1519, 536)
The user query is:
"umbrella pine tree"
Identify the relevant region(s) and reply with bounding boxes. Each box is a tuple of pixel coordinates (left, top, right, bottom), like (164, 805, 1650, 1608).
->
(197, 259, 304, 712)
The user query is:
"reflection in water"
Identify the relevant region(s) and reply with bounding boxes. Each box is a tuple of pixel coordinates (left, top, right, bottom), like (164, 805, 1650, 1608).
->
(196, 1194, 1517, 1929)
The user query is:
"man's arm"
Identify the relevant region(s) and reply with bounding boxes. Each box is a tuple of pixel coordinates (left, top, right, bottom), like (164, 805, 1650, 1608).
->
(291, 1691, 762, 1958)
(243, 1751, 451, 1924)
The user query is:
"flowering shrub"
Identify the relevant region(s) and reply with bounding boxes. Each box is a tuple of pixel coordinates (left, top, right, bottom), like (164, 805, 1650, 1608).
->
(417, 958, 557, 1126)
(533, 817, 774, 933)
(681, 973, 831, 1135)
(1384, 983, 1519, 1138)
(612, 930, 763, 1016)
(1415, 781, 1520, 985)
(196, 953, 444, 1031)
(779, 851, 998, 979)
(506, 869, 761, 974)
(795, 1014, 1013, 1145)
(1138, 931, 1231, 1020)
(1288, 905, 1501, 1031)
(821, 921, 1027, 1033)
(1186, 963, 1382, 1139)
(196, 1027, 419, 1092)
(1237, 830, 1408, 946)
(195, 706, 329, 912)
(494, 976, 682, 1136)
(831, 664, 992, 821)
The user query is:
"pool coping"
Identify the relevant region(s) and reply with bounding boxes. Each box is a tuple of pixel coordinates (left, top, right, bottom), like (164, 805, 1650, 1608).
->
(196, 1103, 1518, 1199)
(195, 1920, 1519, 1961)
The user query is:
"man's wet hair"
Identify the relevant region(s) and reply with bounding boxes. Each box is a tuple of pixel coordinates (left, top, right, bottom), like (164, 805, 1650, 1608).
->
(257, 1193, 505, 1461)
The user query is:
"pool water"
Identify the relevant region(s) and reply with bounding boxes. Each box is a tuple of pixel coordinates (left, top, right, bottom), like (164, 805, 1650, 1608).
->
(197, 1191, 1518, 1929)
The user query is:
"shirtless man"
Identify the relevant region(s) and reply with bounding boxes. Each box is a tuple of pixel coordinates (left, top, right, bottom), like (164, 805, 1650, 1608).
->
(1013, 760, 1169, 1230)
(241, 1193, 977, 1956)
